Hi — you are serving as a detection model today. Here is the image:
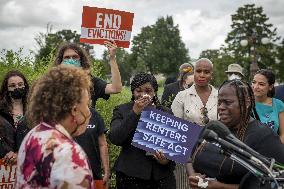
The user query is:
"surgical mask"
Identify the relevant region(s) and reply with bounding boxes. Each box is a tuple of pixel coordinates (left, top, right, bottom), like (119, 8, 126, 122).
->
(9, 87, 27, 99)
(62, 59, 81, 68)
(229, 74, 241, 80)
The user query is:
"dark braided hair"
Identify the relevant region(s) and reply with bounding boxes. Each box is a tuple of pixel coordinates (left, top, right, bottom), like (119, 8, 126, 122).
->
(219, 79, 256, 141)
(130, 73, 159, 105)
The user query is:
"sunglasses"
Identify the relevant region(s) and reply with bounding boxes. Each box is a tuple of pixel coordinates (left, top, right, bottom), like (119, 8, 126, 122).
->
(200, 107, 209, 124)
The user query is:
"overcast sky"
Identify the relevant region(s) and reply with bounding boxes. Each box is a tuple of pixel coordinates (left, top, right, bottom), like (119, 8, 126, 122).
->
(0, 0, 283, 59)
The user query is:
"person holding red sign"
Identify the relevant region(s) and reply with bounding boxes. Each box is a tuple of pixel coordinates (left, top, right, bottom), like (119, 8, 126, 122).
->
(53, 42, 119, 188)
(16, 65, 94, 188)
(54, 40, 122, 107)
(109, 73, 176, 189)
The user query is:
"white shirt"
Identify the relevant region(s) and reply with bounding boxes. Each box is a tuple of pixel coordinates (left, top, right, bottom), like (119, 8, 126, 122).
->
(171, 84, 218, 126)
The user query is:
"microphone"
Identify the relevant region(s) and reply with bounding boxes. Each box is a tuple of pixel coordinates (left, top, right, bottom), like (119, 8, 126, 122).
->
(205, 121, 271, 165)
(202, 129, 253, 159)
(203, 129, 270, 177)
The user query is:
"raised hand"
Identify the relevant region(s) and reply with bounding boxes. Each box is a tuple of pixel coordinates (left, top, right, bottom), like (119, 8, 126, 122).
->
(104, 40, 117, 59)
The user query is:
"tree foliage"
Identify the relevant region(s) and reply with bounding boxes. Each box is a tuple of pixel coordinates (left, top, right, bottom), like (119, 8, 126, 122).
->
(225, 4, 281, 80)
(0, 49, 49, 83)
(34, 27, 93, 65)
(131, 16, 190, 76)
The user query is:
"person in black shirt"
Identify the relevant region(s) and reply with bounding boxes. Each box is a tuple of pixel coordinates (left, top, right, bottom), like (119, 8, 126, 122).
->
(188, 79, 284, 189)
(0, 115, 15, 159)
(275, 84, 284, 103)
(75, 108, 108, 181)
(161, 63, 194, 108)
(52, 41, 122, 187)
(109, 73, 176, 189)
(53, 41, 122, 107)
(0, 70, 29, 165)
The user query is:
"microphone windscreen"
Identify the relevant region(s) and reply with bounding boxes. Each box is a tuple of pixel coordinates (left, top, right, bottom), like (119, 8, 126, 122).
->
(202, 129, 218, 141)
(206, 120, 231, 138)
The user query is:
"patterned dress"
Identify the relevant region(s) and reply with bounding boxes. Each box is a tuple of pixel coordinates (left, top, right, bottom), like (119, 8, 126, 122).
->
(15, 122, 94, 189)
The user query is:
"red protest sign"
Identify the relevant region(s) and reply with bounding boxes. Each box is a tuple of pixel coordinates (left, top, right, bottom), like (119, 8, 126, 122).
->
(0, 160, 16, 189)
(80, 6, 134, 48)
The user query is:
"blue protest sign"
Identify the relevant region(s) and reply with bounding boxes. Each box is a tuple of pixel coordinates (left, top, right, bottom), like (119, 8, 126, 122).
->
(131, 107, 203, 164)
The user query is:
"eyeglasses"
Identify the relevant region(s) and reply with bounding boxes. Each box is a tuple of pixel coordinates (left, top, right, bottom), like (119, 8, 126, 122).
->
(200, 107, 209, 124)
(8, 82, 25, 89)
(63, 55, 80, 60)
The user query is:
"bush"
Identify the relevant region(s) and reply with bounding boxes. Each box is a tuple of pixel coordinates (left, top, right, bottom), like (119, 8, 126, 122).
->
(0, 49, 50, 83)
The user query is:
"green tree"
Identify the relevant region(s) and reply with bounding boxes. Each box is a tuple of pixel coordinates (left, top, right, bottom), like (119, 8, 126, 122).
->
(0, 49, 49, 83)
(34, 28, 93, 65)
(225, 4, 280, 80)
(102, 48, 133, 85)
(131, 16, 190, 76)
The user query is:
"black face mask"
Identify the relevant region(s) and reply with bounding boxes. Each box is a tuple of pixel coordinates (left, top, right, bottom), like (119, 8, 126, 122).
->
(9, 87, 26, 99)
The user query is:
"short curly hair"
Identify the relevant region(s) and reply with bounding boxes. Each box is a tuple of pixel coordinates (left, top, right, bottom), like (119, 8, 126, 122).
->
(130, 72, 160, 105)
(54, 42, 91, 70)
(130, 72, 158, 93)
(27, 65, 91, 128)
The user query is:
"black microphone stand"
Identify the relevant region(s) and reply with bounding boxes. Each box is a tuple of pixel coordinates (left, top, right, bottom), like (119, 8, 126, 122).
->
(204, 129, 282, 188)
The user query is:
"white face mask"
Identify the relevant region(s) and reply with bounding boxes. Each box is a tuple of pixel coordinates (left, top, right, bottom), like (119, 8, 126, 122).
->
(228, 74, 241, 80)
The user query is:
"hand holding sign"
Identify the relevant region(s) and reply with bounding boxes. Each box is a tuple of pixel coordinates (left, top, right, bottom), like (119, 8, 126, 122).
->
(3, 151, 17, 165)
(0, 159, 16, 188)
(104, 40, 117, 59)
(81, 7, 134, 48)
(154, 150, 169, 165)
(132, 108, 203, 164)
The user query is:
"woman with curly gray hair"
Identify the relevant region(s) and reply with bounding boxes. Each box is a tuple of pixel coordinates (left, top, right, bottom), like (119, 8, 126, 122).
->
(16, 65, 94, 189)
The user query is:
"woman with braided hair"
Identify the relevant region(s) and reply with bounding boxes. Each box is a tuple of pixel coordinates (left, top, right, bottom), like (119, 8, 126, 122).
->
(188, 79, 284, 189)
(109, 72, 176, 189)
